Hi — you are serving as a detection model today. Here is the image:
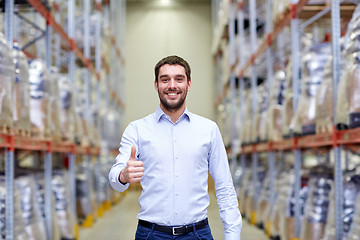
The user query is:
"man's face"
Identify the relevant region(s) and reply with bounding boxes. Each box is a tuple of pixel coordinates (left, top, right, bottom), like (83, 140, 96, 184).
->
(154, 64, 191, 111)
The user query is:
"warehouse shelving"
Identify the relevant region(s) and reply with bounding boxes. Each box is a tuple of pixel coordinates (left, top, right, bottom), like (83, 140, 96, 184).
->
(213, 0, 358, 239)
(1, 0, 126, 239)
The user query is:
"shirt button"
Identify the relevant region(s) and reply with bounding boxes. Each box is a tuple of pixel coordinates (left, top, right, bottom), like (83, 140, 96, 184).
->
(176, 212, 179, 214)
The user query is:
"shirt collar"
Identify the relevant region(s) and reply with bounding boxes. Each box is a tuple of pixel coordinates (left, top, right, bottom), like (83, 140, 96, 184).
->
(155, 105, 191, 122)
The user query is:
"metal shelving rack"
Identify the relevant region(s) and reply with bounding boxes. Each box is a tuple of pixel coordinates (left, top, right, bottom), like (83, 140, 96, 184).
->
(212, 0, 357, 239)
(1, 0, 126, 239)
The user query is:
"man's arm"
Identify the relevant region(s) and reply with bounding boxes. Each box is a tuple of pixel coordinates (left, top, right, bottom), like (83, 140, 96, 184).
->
(109, 123, 142, 192)
(209, 124, 242, 240)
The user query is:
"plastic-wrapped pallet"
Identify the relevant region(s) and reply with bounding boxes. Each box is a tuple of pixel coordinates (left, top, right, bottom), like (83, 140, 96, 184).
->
(0, 31, 15, 133)
(28, 59, 51, 138)
(92, 161, 109, 209)
(291, 40, 331, 135)
(52, 170, 77, 240)
(336, 4, 360, 129)
(267, 68, 286, 141)
(348, 190, 360, 240)
(301, 166, 333, 240)
(0, 176, 27, 239)
(12, 42, 30, 135)
(48, 67, 62, 141)
(281, 61, 295, 138)
(76, 160, 97, 224)
(270, 171, 308, 240)
(255, 83, 269, 142)
(15, 175, 47, 240)
(323, 170, 360, 240)
(244, 166, 266, 224)
(58, 74, 75, 142)
(238, 170, 251, 218)
(315, 37, 346, 134)
(33, 173, 61, 240)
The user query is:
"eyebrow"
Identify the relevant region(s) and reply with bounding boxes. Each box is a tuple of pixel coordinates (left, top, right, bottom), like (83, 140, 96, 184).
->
(159, 74, 185, 78)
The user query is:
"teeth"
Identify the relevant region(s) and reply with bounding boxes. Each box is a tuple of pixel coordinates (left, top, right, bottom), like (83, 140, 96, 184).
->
(168, 93, 177, 96)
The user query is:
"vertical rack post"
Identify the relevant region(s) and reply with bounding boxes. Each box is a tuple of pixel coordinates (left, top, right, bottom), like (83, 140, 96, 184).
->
(44, 151, 53, 240)
(249, 0, 259, 225)
(229, 1, 237, 172)
(54, 0, 61, 68)
(237, 0, 245, 178)
(84, 0, 91, 122)
(5, 146, 14, 240)
(4, 1, 14, 239)
(290, 0, 302, 238)
(67, 0, 77, 223)
(331, 0, 342, 237)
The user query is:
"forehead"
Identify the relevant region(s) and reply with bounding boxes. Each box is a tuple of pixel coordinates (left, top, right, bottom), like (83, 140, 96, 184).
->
(158, 64, 186, 76)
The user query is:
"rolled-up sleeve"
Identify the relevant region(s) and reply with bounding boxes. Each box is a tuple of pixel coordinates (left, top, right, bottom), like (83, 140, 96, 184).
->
(208, 124, 242, 240)
(108, 122, 138, 192)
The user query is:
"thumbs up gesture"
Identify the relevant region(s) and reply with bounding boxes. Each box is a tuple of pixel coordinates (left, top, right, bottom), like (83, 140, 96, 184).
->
(119, 146, 144, 184)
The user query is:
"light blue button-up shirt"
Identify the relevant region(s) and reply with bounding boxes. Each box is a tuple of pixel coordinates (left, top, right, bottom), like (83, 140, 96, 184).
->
(109, 106, 242, 239)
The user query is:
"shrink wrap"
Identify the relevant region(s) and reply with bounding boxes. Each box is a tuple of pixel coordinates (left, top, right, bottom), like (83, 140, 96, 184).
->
(58, 74, 76, 142)
(12, 43, 30, 135)
(28, 59, 51, 138)
(15, 176, 46, 240)
(292, 41, 331, 135)
(0, 32, 15, 132)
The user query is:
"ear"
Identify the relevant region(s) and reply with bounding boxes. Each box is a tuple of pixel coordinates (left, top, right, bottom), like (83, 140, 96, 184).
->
(154, 80, 158, 91)
(187, 79, 191, 91)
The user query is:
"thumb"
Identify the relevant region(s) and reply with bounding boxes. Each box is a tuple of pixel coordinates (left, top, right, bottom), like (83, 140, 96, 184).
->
(130, 146, 136, 160)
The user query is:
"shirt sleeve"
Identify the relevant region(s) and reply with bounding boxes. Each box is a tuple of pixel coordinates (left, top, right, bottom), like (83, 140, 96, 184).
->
(108, 122, 139, 192)
(208, 123, 242, 240)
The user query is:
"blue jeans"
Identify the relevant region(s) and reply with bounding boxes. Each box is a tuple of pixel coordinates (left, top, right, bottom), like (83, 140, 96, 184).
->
(135, 223, 214, 240)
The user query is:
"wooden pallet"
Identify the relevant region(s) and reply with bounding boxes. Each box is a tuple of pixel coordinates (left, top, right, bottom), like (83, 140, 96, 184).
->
(14, 128, 31, 138)
(0, 124, 12, 135)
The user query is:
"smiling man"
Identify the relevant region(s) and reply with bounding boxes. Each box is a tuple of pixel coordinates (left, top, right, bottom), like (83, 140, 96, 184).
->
(109, 55, 242, 240)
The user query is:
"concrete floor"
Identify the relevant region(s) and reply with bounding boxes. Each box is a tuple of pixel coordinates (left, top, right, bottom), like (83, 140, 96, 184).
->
(79, 190, 269, 240)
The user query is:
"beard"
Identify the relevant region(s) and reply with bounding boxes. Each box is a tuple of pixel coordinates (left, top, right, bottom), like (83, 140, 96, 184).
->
(158, 90, 187, 112)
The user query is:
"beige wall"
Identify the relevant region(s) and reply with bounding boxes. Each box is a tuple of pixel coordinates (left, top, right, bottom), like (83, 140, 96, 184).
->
(125, 0, 214, 126)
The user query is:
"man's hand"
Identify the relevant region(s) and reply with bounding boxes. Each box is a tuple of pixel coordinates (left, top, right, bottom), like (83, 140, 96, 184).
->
(119, 146, 144, 184)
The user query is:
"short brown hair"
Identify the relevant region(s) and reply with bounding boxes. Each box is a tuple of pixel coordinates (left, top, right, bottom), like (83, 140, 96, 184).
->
(154, 55, 191, 82)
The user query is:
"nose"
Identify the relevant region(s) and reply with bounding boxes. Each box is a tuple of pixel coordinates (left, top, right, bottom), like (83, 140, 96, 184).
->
(169, 78, 176, 88)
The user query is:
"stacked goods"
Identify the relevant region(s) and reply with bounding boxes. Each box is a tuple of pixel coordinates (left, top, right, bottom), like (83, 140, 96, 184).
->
(238, 170, 251, 218)
(292, 40, 331, 136)
(268, 68, 286, 141)
(51, 170, 77, 240)
(282, 61, 295, 138)
(336, 4, 360, 129)
(76, 160, 97, 224)
(244, 166, 266, 224)
(15, 176, 46, 240)
(0, 32, 15, 133)
(12, 42, 30, 136)
(92, 161, 109, 208)
(34, 173, 61, 240)
(256, 175, 271, 229)
(28, 59, 51, 138)
(58, 74, 76, 142)
(269, 171, 308, 240)
(0, 176, 27, 239)
(323, 171, 360, 240)
(241, 89, 253, 144)
(48, 68, 62, 141)
(300, 166, 332, 240)
(255, 83, 269, 142)
(348, 191, 360, 240)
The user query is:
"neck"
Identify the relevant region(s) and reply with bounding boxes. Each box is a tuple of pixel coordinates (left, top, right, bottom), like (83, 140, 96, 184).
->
(160, 104, 186, 123)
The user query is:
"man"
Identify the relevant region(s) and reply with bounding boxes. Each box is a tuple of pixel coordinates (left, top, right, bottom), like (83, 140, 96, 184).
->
(109, 55, 242, 239)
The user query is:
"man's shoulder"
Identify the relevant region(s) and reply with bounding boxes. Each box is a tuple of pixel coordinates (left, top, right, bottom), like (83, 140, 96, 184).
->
(188, 112, 217, 128)
(129, 112, 157, 126)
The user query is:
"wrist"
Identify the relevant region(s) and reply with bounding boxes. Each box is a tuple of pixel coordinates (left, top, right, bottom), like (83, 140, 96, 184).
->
(119, 171, 127, 185)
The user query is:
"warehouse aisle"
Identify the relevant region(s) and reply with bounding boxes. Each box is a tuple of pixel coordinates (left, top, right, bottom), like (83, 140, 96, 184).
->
(79, 190, 269, 240)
